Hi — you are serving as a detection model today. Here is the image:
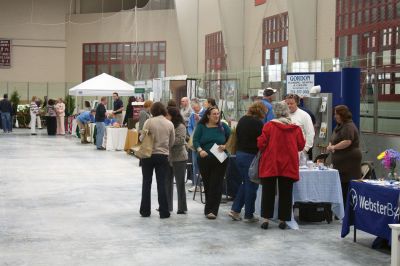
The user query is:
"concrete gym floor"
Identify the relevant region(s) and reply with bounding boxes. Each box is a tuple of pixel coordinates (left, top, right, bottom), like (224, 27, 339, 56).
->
(0, 129, 390, 265)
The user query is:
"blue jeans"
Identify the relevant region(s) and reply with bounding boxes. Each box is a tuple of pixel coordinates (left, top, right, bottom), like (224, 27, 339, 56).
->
(1, 112, 12, 132)
(191, 150, 200, 185)
(95, 122, 105, 148)
(231, 151, 259, 219)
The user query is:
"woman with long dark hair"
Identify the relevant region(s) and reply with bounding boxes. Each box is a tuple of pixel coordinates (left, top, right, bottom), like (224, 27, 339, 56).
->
(123, 96, 136, 129)
(193, 106, 231, 219)
(165, 106, 188, 214)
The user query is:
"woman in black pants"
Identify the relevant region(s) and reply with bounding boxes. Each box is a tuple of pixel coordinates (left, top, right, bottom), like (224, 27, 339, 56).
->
(165, 107, 188, 214)
(139, 102, 175, 219)
(193, 107, 231, 219)
(46, 99, 57, 135)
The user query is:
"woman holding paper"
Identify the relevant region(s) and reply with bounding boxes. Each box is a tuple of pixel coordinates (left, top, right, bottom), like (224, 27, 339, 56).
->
(193, 106, 231, 219)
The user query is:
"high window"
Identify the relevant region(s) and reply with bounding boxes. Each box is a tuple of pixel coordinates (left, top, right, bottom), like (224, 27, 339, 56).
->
(336, 0, 400, 101)
(205, 31, 227, 74)
(262, 12, 288, 67)
(82, 41, 166, 81)
(336, 0, 400, 135)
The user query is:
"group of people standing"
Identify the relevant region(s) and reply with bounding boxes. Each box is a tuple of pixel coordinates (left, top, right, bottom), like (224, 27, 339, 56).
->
(138, 87, 362, 231)
(29, 97, 65, 136)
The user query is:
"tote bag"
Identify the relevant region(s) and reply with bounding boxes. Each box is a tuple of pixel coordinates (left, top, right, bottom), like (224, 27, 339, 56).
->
(186, 133, 195, 151)
(248, 151, 262, 184)
(132, 129, 154, 159)
(225, 127, 237, 155)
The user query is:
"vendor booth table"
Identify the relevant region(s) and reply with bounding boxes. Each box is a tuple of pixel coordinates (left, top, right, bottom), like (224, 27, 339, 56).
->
(255, 168, 344, 229)
(341, 180, 400, 244)
(104, 127, 128, 151)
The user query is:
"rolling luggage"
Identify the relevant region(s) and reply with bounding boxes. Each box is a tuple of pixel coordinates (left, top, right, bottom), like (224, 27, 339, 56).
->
(295, 202, 333, 224)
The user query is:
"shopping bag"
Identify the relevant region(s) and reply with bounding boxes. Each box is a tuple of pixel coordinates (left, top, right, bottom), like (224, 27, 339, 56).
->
(248, 151, 262, 184)
(225, 127, 237, 155)
(186, 133, 195, 151)
(132, 129, 154, 159)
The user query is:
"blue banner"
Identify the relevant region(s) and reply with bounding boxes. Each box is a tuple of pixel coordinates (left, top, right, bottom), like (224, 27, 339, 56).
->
(341, 181, 400, 242)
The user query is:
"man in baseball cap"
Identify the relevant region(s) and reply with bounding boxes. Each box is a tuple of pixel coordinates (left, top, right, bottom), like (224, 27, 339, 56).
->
(261, 87, 277, 123)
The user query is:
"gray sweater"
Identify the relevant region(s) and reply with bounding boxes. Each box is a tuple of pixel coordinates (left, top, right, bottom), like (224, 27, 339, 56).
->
(169, 123, 188, 162)
(143, 115, 175, 156)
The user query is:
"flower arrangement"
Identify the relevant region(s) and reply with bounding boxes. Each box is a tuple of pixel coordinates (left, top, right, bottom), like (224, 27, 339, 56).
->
(377, 149, 400, 178)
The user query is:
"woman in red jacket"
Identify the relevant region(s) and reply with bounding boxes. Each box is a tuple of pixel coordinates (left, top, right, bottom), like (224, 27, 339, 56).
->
(257, 102, 305, 230)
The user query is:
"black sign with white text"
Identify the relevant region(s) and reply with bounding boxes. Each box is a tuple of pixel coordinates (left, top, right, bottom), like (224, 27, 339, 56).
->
(0, 39, 11, 68)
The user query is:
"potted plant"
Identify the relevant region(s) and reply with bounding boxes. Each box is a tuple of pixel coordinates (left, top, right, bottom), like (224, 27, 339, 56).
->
(65, 95, 75, 117)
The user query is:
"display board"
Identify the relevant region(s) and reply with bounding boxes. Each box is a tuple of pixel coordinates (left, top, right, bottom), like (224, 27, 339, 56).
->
(0, 39, 11, 68)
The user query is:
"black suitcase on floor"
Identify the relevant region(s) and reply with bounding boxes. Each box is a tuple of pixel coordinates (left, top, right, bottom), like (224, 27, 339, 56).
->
(296, 202, 333, 224)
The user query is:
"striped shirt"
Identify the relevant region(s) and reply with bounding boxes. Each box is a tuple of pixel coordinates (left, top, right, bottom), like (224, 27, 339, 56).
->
(30, 102, 39, 115)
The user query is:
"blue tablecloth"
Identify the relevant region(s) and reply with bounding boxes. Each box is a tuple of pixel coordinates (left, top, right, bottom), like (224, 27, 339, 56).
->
(255, 168, 344, 229)
(341, 180, 400, 242)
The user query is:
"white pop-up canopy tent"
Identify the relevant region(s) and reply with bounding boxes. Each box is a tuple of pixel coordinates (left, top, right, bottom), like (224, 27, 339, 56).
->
(69, 73, 136, 96)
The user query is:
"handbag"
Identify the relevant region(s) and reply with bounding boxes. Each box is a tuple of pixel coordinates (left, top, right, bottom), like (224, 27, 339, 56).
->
(186, 133, 195, 151)
(225, 127, 237, 155)
(248, 151, 262, 184)
(132, 129, 154, 159)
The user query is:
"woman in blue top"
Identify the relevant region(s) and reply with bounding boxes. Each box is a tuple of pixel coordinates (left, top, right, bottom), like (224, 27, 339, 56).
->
(193, 107, 231, 219)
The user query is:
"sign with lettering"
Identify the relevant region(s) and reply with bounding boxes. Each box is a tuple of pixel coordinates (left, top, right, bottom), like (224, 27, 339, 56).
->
(286, 74, 315, 97)
(0, 39, 11, 68)
(341, 181, 400, 243)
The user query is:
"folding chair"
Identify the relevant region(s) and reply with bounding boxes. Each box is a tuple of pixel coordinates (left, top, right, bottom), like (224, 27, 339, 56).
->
(193, 173, 205, 204)
(360, 161, 376, 179)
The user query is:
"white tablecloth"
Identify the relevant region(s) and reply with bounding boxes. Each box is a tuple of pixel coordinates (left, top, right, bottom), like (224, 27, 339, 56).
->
(105, 127, 128, 151)
(88, 123, 96, 143)
(71, 119, 78, 137)
(255, 168, 344, 229)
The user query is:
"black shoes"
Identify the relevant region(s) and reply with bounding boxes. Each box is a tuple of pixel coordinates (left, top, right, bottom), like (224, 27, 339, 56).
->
(160, 213, 170, 219)
(97, 147, 106, 150)
(279, 222, 287, 230)
(260, 222, 269, 230)
(177, 210, 186, 215)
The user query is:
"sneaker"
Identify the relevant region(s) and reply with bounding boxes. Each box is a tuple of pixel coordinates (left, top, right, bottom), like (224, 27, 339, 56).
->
(228, 210, 242, 221)
(244, 216, 259, 223)
(188, 186, 201, 192)
(206, 213, 217, 220)
(97, 147, 106, 150)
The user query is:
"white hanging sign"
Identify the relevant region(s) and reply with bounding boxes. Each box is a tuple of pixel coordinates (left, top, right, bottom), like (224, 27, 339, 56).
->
(286, 74, 315, 97)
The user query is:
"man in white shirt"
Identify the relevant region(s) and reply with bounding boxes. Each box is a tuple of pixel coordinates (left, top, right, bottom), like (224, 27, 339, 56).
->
(285, 94, 315, 154)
